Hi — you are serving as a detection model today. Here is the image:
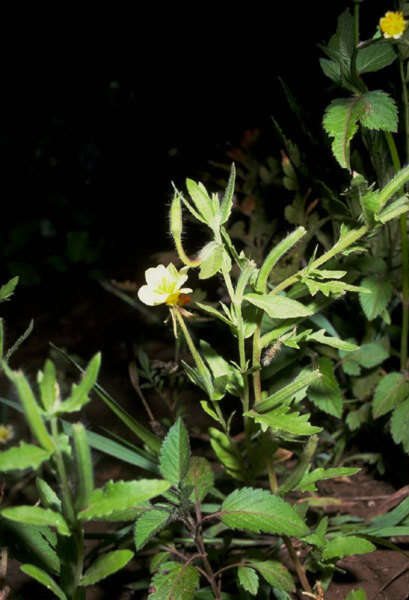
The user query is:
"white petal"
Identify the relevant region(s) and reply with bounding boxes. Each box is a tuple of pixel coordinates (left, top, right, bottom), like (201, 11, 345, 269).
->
(138, 285, 167, 306)
(180, 287, 193, 294)
(145, 265, 170, 288)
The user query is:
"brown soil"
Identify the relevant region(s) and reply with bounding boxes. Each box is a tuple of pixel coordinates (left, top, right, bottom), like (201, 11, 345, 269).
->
(1, 279, 409, 600)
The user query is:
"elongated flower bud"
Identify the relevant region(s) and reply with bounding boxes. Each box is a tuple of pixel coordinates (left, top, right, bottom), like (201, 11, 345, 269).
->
(170, 191, 201, 267)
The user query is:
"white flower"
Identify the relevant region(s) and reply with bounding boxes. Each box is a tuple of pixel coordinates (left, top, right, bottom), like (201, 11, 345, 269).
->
(138, 263, 192, 306)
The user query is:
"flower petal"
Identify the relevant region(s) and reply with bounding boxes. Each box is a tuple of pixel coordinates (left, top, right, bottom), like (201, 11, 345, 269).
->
(145, 265, 170, 288)
(138, 285, 167, 306)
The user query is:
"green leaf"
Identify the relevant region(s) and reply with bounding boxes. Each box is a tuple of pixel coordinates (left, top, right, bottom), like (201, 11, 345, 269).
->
(159, 418, 190, 487)
(237, 566, 259, 596)
(20, 564, 67, 600)
(320, 58, 341, 83)
(78, 479, 171, 521)
(2, 506, 70, 536)
(3, 365, 54, 451)
(72, 423, 94, 511)
(354, 341, 389, 368)
(220, 488, 309, 537)
(80, 550, 134, 586)
(2, 521, 60, 574)
(38, 360, 58, 412)
(391, 398, 409, 453)
(57, 352, 101, 413)
(0, 442, 53, 472)
(307, 357, 343, 418)
(195, 302, 232, 326)
(322, 536, 375, 561)
(359, 276, 393, 321)
(255, 369, 321, 413)
(134, 509, 171, 550)
(377, 195, 409, 224)
(244, 294, 312, 319)
(209, 428, 245, 480)
(352, 368, 383, 400)
(246, 407, 321, 436)
(186, 179, 215, 224)
(295, 467, 360, 492)
(150, 561, 200, 600)
(199, 243, 224, 279)
(200, 340, 243, 398)
(357, 43, 396, 73)
(0, 277, 19, 302)
(36, 478, 62, 512)
(373, 373, 409, 418)
(220, 163, 236, 224)
(360, 90, 398, 132)
(250, 561, 295, 593)
(323, 96, 365, 170)
(307, 330, 359, 351)
(186, 456, 214, 503)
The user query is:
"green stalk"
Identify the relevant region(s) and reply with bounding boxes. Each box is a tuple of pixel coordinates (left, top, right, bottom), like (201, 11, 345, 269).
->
(385, 125, 409, 369)
(173, 307, 227, 430)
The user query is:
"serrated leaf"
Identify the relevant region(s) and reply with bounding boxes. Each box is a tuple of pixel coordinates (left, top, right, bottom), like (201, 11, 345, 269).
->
(220, 487, 309, 537)
(134, 509, 171, 550)
(352, 368, 383, 400)
(247, 407, 322, 436)
(354, 341, 389, 368)
(308, 357, 343, 418)
(159, 418, 190, 487)
(186, 457, 214, 503)
(0, 442, 53, 472)
(244, 293, 312, 319)
(78, 479, 170, 521)
(391, 398, 409, 453)
(2, 506, 70, 536)
(209, 428, 245, 480)
(359, 276, 393, 321)
(250, 561, 295, 593)
(323, 96, 366, 170)
(80, 550, 134, 586)
(238, 566, 259, 595)
(57, 352, 101, 413)
(322, 536, 375, 561)
(0, 277, 19, 302)
(150, 561, 200, 600)
(373, 373, 409, 418)
(20, 564, 67, 600)
(360, 91, 398, 132)
(357, 43, 396, 73)
(295, 467, 359, 492)
(3, 521, 60, 574)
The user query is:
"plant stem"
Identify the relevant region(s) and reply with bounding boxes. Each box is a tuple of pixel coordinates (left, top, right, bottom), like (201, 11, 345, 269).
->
(51, 418, 75, 525)
(384, 126, 409, 370)
(283, 536, 312, 595)
(193, 498, 221, 600)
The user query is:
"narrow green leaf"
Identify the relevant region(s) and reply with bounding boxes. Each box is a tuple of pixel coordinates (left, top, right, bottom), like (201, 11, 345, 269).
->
(256, 227, 306, 293)
(307, 329, 359, 351)
(256, 369, 321, 413)
(247, 406, 322, 436)
(3, 521, 60, 574)
(72, 423, 94, 511)
(220, 488, 309, 537)
(251, 561, 295, 593)
(134, 509, 171, 550)
(186, 179, 214, 224)
(78, 479, 170, 521)
(245, 294, 312, 319)
(237, 566, 259, 596)
(322, 536, 375, 560)
(80, 550, 134, 586)
(57, 352, 101, 413)
(209, 428, 245, 480)
(376, 195, 409, 224)
(295, 467, 360, 492)
(220, 163, 236, 224)
(373, 373, 409, 418)
(20, 564, 67, 600)
(38, 360, 58, 412)
(159, 418, 190, 487)
(3, 364, 54, 451)
(0, 442, 53, 472)
(2, 506, 70, 536)
(36, 478, 62, 512)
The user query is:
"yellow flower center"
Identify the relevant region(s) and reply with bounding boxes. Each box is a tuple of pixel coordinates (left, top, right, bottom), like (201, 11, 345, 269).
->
(0, 424, 14, 444)
(165, 292, 190, 306)
(379, 11, 407, 38)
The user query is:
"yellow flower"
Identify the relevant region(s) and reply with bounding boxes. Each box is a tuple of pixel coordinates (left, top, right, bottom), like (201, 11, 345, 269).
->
(0, 424, 14, 445)
(379, 11, 407, 39)
(138, 263, 192, 307)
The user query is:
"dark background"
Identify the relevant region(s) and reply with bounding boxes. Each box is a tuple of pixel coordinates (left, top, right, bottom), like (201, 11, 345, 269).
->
(0, 2, 389, 285)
